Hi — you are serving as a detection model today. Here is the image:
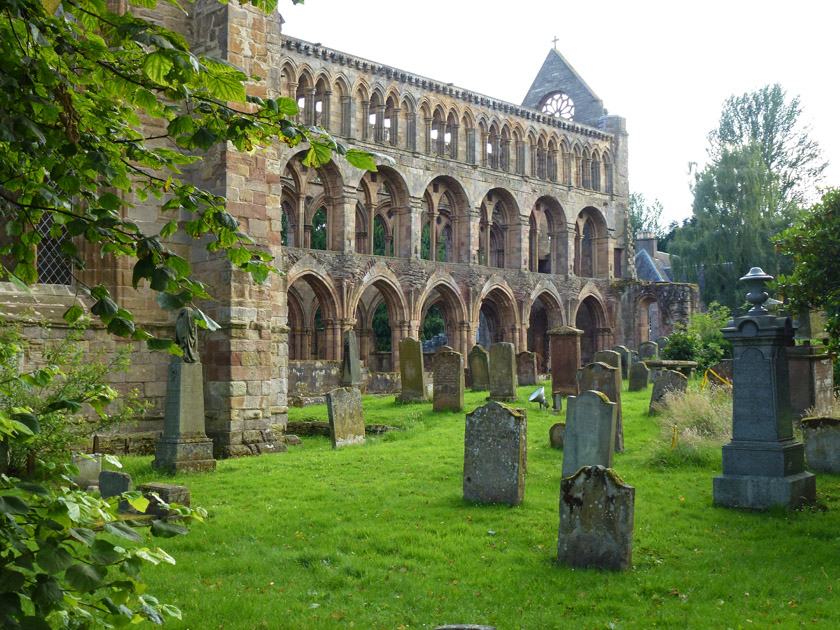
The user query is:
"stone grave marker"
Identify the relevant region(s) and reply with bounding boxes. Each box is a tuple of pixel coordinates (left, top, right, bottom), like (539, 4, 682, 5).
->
(561, 390, 617, 478)
(548, 327, 583, 409)
(558, 465, 635, 571)
(434, 348, 465, 412)
(549, 422, 566, 449)
(579, 362, 624, 452)
(339, 330, 363, 391)
(638, 341, 659, 360)
(628, 362, 651, 392)
(137, 482, 190, 517)
(72, 453, 101, 489)
(594, 350, 622, 380)
(463, 401, 527, 506)
(488, 342, 517, 401)
(468, 345, 491, 392)
(99, 470, 133, 513)
(648, 369, 687, 412)
(801, 417, 840, 473)
(327, 387, 365, 448)
(397, 337, 428, 402)
(612, 345, 631, 379)
(516, 351, 538, 387)
(655, 336, 670, 350)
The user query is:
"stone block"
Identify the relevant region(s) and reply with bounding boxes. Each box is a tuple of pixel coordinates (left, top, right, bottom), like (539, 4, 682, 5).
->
(463, 402, 527, 506)
(72, 454, 101, 489)
(434, 349, 464, 412)
(137, 482, 191, 517)
(468, 345, 490, 392)
(802, 417, 840, 473)
(488, 342, 517, 401)
(99, 470, 133, 512)
(562, 391, 616, 478)
(558, 465, 635, 571)
(628, 362, 650, 392)
(326, 387, 365, 448)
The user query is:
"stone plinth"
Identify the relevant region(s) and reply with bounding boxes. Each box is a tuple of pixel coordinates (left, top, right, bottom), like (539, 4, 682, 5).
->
(396, 337, 428, 403)
(713, 267, 816, 509)
(137, 482, 190, 517)
(463, 402, 527, 506)
(326, 387, 365, 448)
(549, 327, 582, 402)
(154, 360, 216, 473)
(468, 345, 491, 392)
(562, 390, 617, 478)
(516, 351, 538, 387)
(788, 345, 834, 419)
(801, 417, 840, 473)
(488, 342, 517, 401)
(558, 465, 635, 571)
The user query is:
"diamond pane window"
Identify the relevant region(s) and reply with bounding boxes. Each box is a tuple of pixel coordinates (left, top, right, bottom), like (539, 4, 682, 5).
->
(36, 214, 73, 285)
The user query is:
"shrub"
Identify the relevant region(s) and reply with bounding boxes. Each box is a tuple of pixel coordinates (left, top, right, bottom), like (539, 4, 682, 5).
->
(661, 328, 702, 362)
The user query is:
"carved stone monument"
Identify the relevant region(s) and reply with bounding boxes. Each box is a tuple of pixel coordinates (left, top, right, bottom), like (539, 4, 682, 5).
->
(339, 330, 364, 392)
(154, 309, 216, 473)
(488, 342, 517, 401)
(578, 362, 623, 453)
(468, 345, 491, 392)
(548, 326, 583, 410)
(396, 337, 428, 403)
(713, 268, 816, 509)
(434, 348, 464, 412)
(516, 351, 538, 387)
(326, 387, 365, 448)
(562, 390, 617, 478)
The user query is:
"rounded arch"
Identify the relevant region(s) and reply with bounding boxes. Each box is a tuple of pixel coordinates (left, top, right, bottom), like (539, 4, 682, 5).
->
(525, 285, 565, 372)
(416, 274, 469, 356)
(286, 262, 342, 361)
(420, 175, 471, 263)
(477, 187, 522, 270)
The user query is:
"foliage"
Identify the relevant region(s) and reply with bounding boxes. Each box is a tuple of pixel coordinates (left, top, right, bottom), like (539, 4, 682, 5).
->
(0, 0, 377, 352)
(687, 301, 732, 365)
(370, 302, 391, 352)
(707, 84, 828, 204)
(662, 324, 725, 372)
(421, 304, 444, 342)
(419, 223, 445, 262)
(310, 208, 327, 251)
(372, 216, 393, 257)
(1, 319, 147, 475)
(774, 188, 840, 355)
(629, 192, 666, 240)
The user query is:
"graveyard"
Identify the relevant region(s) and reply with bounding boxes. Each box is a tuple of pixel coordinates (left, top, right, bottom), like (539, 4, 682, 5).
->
(111, 380, 840, 629)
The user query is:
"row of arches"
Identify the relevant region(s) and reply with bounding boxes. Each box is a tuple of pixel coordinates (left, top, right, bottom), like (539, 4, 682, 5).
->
(279, 152, 613, 278)
(279, 62, 614, 190)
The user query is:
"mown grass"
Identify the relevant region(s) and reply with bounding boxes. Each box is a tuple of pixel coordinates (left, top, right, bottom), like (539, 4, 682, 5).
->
(119, 381, 840, 629)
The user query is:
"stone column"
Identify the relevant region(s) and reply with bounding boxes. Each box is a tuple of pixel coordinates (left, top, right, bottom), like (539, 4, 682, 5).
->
(360, 100, 370, 141)
(330, 186, 358, 253)
(390, 107, 400, 146)
(466, 128, 476, 164)
(713, 267, 816, 509)
(407, 112, 417, 151)
(428, 210, 438, 261)
(450, 123, 459, 159)
(322, 90, 332, 132)
(548, 326, 583, 408)
(305, 87, 316, 126)
(341, 96, 352, 137)
(374, 104, 385, 143)
(424, 117, 432, 154)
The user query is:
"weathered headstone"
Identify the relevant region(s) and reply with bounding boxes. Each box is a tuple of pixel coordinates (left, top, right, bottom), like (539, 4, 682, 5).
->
(594, 350, 622, 380)
(628, 362, 651, 392)
(801, 417, 840, 473)
(153, 357, 216, 473)
(655, 336, 670, 351)
(648, 369, 687, 412)
(558, 465, 635, 571)
(488, 342, 517, 401)
(578, 362, 624, 452)
(548, 327, 583, 409)
(434, 348, 465, 412)
(561, 390, 617, 478)
(137, 482, 190, 517)
(713, 267, 816, 509)
(463, 401, 527, 506)
(638, 341, 659, 360)
(707, 359, 733, 385)
(339, 330, 363, 391)
(72, 453, 101, 489)
(516, 351, 538, 387)
(549, 422, 566, 449)
(326, 387, 365, 448)
(100, 470, 133, 513)
(468, 345, 491, 392)
(396, 337, 428, 402)
(788, 345, 834, 419)
(612, 345, 631, 379)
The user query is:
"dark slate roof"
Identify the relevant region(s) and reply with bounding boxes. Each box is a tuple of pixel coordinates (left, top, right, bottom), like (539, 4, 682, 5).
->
(635, 248, 673, 283)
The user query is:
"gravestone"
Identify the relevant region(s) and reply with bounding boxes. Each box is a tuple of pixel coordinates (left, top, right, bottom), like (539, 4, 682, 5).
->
(638, 341, 659, 360)
(713, 267, 816, 509)
(100, 470, 133, 513)
(516, 351, 538, 387)
(326, 387, 365, 448)
(578, 362, 623, 453)
(468, 345, 491, 392)
(488, 342, 517, 401)
(558, 465, 635, 571)
(434, 348, 465, 412)
(549, 422, 566, 449)
(561, 390, 617, 478)
(612, 345, 631, 379)
(708, 359, 733, 385)
(648, 369, 687, 412)
(628, 362, 651, 392)
(339, 330, 363, 391)
(801, 417, 840, 473)
(396, 337, 428, 402)
(788, 345, 834, 419)
(594, 350, 622, 380)
(137, 482, 190, 517)
(463, 401, 527, 506)
(548, 327, 583, 409)
(655, 336, 670, 351)
(72, 453, 101, 489)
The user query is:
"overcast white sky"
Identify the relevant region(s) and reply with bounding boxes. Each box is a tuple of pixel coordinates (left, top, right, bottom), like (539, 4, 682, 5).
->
(282, 0, 839, 227)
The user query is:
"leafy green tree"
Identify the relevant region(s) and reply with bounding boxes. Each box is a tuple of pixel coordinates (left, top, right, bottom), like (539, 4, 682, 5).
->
(775, 188, 840, 354)
(629, 192, 666, 240)
(708, 84, 828, 204)
(310, 208, 327, 251)
(421, 305, 444, 341)
(370, 303, 391, 352)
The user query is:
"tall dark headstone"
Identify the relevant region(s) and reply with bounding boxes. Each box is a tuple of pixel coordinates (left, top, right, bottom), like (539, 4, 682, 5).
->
(562, 390, 617, 478)
(612, 345, 631, 379)
(516, 351, 538, 387)
(548, 326, 582, 409)
(713, 267, 816, 509)
(339, 330, 364, 392)
(488, 342, 517, 401)
(594, 350, 622, 380)
(396, 337, 428, 403)
(578, 362, 623, 453)
(468, 345, 491, 392)
(434, 348, 464, 412)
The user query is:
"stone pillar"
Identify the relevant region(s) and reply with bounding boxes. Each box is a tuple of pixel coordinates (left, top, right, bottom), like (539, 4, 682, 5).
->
(713, 267, 816, 509)
(361, 100, 370, 141)
(374, 104, 385, 143)
(330, 187, 358, 253)
(450, 123, 459, 159)
(429, 210, 438, 261)
(341, 96, 352, 137)
(424, 117, 432, 154)
(788, 344, 834, 419)
(305, 87, 316, 126)
(549, 326, 583, 408)
(407, 112, 416, 151)
(390, 107, 400, 146)
(322, 90, 332, 132)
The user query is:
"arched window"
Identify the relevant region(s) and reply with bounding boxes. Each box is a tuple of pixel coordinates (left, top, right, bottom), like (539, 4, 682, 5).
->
(310, 207, 327, 250)
(372, 214, 392, 256)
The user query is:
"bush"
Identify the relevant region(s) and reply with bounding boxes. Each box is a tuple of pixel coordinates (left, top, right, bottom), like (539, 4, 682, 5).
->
(662, 302, 733, 372)
(661, 328, 702, 362)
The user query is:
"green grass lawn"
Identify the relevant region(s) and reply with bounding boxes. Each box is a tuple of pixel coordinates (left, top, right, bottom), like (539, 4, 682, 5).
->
(120, 382, 840, 629)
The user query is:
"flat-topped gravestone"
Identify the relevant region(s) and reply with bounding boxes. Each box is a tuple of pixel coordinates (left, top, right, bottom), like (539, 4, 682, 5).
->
(434, 348, 464, 412)
(579, 362, 624, 453)
(397, 337, 428, 403)
(612, 345, 631, 379)
(463, 401, 527, 506)
(339, 330, 363, 391)
(562, 390, 617, 478)
(628, 362, 651, 392)
(468, 345, 491, 392)
(549, 422, 566, 449)
(801, 417, 840, 473)
(100, 470, 133, 513)
(549, 327, 583, 406)
(714, 267, 815, 509)
(327, 387, 365, 448)
(649, 369, 687, 412)
(558, 465, 635, 571)
(594, 350, 622, 380)
(638, 341, 659, 360)
(516, 351, 538, 387)
(488, 342, 517, 401)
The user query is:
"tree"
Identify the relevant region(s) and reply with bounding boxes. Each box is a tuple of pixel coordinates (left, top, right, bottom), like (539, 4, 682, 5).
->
(628, 192, 666, 240)
(707, 84, 827, 204)
(775, 188, 840, 354)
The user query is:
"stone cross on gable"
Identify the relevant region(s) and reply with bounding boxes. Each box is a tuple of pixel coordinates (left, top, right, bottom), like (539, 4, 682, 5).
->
(552, 36, 559, 49)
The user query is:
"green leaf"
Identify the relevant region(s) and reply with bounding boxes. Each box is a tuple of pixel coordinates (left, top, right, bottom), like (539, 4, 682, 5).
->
(63, 304, 84, 323)
(167, 115, 194, 137)
(65, 564, 106, 593)
(227, 247, 251, 266)
(126, 493, 150, 513)
(107, 317, 136, 337)
(12, 412, 39, 435)
(0, 495, 29, 515)
(156, 291, 190, 311)
(166, 255, 190, 278)
(191, 126, 218, 150)
(132, 257, 155, 289)
(0, 569, 25, 594)
(104, 522, 143, 543)
(91, 540, 124, 565)
(36, 544, 74, 573)
(276, 97, 299, 116)
(31, 575, 63, 608)
(345, 149, 378, 172)
(68, 527, 96, 546)
(15, 482, 49, 497)
(143, 51, 174, 84)
(203, 72, 247, 103)
(91, 297, 119, 320)
(160, 220, 178, 239)
(150, 520, 189, 538)
(192, 308, 220, 331)
(146, 338, 175, 353)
